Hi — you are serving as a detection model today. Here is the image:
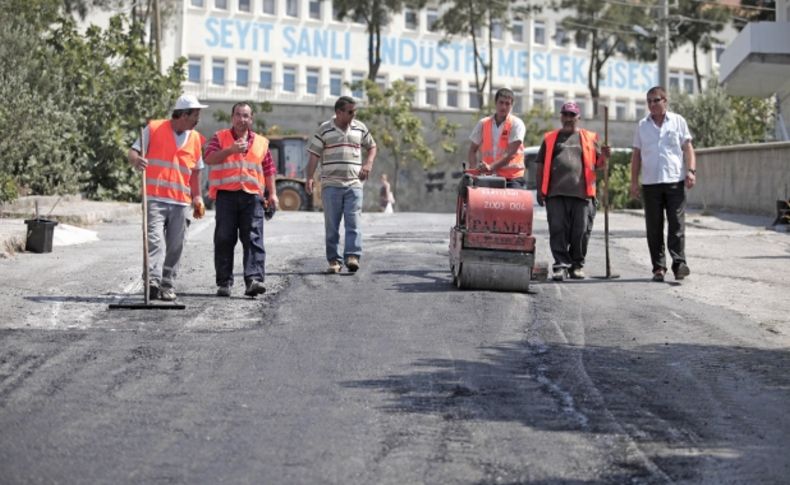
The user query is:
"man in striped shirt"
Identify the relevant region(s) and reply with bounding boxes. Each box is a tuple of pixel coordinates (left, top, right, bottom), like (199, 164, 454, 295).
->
(306, 96, 377, 274)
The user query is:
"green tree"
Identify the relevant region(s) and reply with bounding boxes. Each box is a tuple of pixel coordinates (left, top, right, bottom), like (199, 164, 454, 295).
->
(434, 1, 540, 108)
(552, 0, 651, 115)
(353, 79, 440, 195)
(333, 0, 426, 81)
(521, 106, 555, 147)
(671, 1, 729, 92)
(735, 0, 775, 30)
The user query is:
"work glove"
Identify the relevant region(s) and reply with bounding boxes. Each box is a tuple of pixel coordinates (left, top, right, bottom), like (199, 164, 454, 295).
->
(192, 198, 206, 219)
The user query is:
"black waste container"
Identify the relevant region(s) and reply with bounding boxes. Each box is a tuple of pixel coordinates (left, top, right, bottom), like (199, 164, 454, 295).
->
(24, 218, 58, 253)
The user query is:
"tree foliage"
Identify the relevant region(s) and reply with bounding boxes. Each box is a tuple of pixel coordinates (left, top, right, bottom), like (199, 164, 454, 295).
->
(670, 82, 774, 148)
(0, 0, 185, 202)
(670, 1, 729, 92)
(353, 80, 449, 195)
(735, 0, 775, 30)
(552, 0, 652, 115)
(333, 0, 427, 80)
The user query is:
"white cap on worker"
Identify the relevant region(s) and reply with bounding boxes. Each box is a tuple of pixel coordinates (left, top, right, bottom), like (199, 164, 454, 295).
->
(173, 93, 208, 110)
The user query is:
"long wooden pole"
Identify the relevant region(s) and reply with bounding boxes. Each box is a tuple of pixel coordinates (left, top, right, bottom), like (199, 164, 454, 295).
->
(141, 128, 150, 305)
(603, 106, 612, 278)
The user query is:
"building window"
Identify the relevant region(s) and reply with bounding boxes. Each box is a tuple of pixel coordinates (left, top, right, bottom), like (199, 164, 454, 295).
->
(375, 74, 387, 90)
(404, 77, 417, 102)
(469, 85, 480, 110)
(616, 100, 627, 120)
(236, 60, 249, 87)
(238, 0, 250, 13)
(283, 65, 296, 92)
(426, 8, 438, 31)
(328, 70, 342, 96)
(212, 58, 225, 85)
(447, 81, 459, 108)
(512, 89, 523, 114)
(404, 9, 418, 30)
(512, 19, 524, 42)
(262, 0, 275, 15)
(214, 0, 227, 9)
(553, 92, 566, 113)
(187, 56, 201, 83)
(190, 0, 204, 7)
(286, 0, 298, 17)
(635, 106, 646, 120)
(534, 20, 545, 45)
(532, 90, 545, 109)
(491, 20, 503, 40)
(554, 27, 568, 46)
(309, 0, 320, 19)
(576, 99, 587, 118)
(575, 33, 588, 50)
(351, 71, 364, 98)
(714, 44, 725, 63)
(425, 79, 438, 106)
(683, 77, 695, 94)
(259, 63, 273, 90)
(306, 67, 319, 94)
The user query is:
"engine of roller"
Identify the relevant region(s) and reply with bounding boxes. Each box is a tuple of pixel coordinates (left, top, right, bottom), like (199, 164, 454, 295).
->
(449, 173, 536, 292)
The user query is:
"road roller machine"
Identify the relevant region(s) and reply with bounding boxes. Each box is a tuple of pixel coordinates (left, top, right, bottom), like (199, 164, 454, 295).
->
(449, 171, 536, 292)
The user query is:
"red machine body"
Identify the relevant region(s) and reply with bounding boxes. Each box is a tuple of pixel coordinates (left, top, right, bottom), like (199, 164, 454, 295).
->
(449, 173, 536, 292)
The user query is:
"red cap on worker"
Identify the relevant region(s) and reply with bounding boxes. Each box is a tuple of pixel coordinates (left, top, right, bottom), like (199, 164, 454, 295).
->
(560, 102, 581, 115)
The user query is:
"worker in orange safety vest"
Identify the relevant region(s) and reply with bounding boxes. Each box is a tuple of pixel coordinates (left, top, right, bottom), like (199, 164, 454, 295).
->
(204, 102, 278, 298)
(127, 93, 208, 302)
(467, 88, 526, 188)
(535, 101, 611, 281)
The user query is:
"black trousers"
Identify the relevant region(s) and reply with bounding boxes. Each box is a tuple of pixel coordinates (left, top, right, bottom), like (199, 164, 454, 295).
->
(545, 196, 596, 270)
(641, 182, 686, 272)
(214, 190, 266, 287)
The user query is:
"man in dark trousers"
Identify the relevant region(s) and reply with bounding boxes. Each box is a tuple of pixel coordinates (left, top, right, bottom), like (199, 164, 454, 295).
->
(535, 101, 610, 281)
(204, 102, 278, 297)
(630, 86, 696, 282)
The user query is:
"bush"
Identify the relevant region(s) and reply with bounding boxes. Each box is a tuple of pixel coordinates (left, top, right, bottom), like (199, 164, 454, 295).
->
(0, 173, 18, 204)
(598, 150, 642, 210)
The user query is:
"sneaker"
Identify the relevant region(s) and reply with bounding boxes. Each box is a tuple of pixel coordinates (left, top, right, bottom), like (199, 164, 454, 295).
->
(552, 268, 566, 281)
(652, 269, 666, 282)
(673, 262, 690, 280)
(569, 267, 586, 279)
(216, 286, 231, 297)
(346, 256, 360, 273)
(244, 280, 266, 297)
(326, 260, 342, 274)
(148, 284, 160, 300)
(159, 287, 177, 301)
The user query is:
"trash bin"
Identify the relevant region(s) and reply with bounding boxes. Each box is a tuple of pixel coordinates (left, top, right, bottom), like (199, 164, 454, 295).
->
(24, 218, 58, 253)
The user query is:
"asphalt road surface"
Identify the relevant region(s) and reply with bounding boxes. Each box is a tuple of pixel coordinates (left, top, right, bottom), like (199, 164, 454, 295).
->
(1, 207, 789, 484)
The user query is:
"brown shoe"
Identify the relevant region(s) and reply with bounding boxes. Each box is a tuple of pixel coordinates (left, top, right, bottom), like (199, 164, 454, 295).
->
(346, 256, 360, 272)
(652, 269, 665, 282)
(326, 260, 342, 274)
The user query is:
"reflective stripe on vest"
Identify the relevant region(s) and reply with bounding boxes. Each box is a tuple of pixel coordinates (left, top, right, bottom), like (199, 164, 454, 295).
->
(144, 119, 202, 205)
(480, 115, 525, 179)
(540, 128, 598, 198)
(208, 129, 269, 199)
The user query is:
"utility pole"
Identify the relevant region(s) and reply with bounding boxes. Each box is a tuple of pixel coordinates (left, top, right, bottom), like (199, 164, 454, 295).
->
(658, 0, 669, 88)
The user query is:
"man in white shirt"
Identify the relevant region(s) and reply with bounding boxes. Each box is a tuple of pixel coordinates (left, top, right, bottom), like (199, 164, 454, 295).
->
(630, 86, 697, 282)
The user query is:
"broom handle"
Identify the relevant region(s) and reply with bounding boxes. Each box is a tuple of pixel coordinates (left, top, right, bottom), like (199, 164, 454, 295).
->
(141, 127, 150, 305)
(603, 106, 612, 278)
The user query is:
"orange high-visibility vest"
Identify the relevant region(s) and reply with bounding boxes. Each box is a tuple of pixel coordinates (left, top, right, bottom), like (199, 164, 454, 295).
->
(540, 128, 599, 198)
(145, 119, 203, 205)
(208, 129, 269, 200)
(480, 115, 525, 179)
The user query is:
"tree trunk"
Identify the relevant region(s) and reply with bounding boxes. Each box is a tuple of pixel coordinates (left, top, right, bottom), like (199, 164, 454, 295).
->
(692, 40, 703, 93)
(588, 31, 599, 116)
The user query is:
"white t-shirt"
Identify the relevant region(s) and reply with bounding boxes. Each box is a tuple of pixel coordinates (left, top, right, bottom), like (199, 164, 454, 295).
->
(632, 112, 692, 185)
(469, 114, 526, 162)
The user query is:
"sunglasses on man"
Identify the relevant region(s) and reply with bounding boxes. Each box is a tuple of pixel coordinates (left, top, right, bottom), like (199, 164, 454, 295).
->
(647, 97, 665, 104)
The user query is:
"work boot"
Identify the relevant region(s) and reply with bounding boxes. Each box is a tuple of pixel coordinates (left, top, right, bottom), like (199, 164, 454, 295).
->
(552, 267, 566, 281)
(148, 283, 160, 300)
(652, 269, 666, 282)
(159, 287, 177, 301)
(326, 260, 342, 274)
(569, 267, 586, 279)
(346, 255, 360, 273)
(216, 286, 231, 297)
(244, 280, 266, 297)
(673, 262, 690, 280)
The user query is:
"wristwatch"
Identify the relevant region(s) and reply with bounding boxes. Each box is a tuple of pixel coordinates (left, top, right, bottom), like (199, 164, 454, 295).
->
(688, 169, 696, 175)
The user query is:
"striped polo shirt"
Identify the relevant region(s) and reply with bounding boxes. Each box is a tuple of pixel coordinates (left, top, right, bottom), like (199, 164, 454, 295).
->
(307, 118, 376, 188)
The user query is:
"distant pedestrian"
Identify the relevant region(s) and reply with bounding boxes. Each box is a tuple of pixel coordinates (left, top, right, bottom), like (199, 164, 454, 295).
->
(204, 102, 277, 298)
(127, 93, 208, 301)
(306, 96, 377, 274)
(467, 88, 526, 188)
(630, 86, 697, 282)
(535, 101, 610, 281)
(379, 173, 394, 213)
